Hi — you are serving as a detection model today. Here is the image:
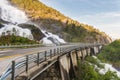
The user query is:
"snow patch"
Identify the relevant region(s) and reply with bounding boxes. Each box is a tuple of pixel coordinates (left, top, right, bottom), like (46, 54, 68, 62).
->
(0, 0, 28, 24)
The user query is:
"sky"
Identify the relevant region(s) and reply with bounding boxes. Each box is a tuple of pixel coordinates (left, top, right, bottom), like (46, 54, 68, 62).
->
(40, 0, 120, 40)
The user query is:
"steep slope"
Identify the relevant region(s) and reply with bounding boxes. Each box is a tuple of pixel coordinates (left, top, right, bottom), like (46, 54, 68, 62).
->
(98, 39, 120, 68)
(10, 0, 111, 43)
(0, 0, 65, 45)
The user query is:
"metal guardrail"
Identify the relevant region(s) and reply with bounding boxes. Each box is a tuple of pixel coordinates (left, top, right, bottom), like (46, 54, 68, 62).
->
(0, 43, 71, 49)
(0, 43, 102, 80)
(0, 44, 43, 49)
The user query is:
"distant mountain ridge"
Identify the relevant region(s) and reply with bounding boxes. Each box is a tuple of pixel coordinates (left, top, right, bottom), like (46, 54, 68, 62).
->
(0, 0, 112, 44)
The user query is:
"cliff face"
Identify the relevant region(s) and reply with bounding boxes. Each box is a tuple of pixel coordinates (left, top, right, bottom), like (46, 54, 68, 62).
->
(3, 0, 112, 44)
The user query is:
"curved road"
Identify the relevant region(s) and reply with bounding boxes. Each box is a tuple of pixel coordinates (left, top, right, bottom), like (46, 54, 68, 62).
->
(0, 43, 79, 76)
(0, 46, 60, 75)
(0, 43, 95, 76)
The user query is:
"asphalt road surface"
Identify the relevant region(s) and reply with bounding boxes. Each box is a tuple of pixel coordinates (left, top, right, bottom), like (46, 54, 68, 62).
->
(0, 46, 60, 75)
(0, 43, 93, 76)
(0, 44, 78, 76)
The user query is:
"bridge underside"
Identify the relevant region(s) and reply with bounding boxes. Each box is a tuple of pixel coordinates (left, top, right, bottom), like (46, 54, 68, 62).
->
(34, 61, 61, 80)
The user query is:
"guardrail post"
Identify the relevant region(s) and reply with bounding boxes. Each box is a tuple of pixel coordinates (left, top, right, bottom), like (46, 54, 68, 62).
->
(58, 48, 60, 54)
(57, 48, 59, 54)
(12, 61, 15, 80)
(54, 49, 56, 56)
(45, 51, 47, 61)
(26, 55, 28, 73)
(37, 52, 40, 66)
(50, 49, 52, 58)
(60, 47, 62, 53)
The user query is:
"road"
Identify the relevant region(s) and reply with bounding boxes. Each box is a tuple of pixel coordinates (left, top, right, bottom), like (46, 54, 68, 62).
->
(0, 43, 96, 77)
(0, 46, 54, 60)
(0, 44, 77, 76)
(0, 46, 60, 76)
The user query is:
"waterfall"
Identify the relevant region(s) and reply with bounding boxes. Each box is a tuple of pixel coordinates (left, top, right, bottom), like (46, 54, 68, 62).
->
(0, 0, 33, 40)
(92, 56, 120, 77)
(0, 0, 28, 24)
(0, 24, 33, 39)
(41, 30, 66, 45)
(0, 0, 66, 44)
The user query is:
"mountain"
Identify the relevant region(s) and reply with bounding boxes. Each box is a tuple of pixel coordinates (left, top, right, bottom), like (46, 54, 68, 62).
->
(0, 0, 112, 45)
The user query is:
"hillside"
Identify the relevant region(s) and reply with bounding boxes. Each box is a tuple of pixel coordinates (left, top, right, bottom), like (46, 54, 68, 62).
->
(9, 0, 111, 43)
(0, 0, 111, 44)
(98, 40, 120, 68)
(75, 57, 120, 80)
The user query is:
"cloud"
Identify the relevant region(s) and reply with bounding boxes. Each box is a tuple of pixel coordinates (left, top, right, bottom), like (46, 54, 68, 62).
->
(40, 0, 120, 40)
(78, 12, 120, 39)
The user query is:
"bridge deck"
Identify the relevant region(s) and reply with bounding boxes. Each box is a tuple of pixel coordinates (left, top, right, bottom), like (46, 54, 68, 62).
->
(0, 43, 102, 80)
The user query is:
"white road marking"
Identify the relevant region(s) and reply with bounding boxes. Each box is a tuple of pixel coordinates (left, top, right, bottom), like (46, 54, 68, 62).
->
(0, 54, 4, 56)
(0, 50, 12, 53)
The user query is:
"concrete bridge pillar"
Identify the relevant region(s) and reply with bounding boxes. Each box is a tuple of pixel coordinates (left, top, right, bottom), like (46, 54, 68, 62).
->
(86, 48, 91, 56)
(98, 45, 103, 53)
(59, 50, 79, 80)
(94, 47, 98, 55)
(69, 51, 78, 77)
(90, 47, 95, 55)
(76, 50, 82, 60)
(70, 51, 77, 68)
(81, 48, 87, 60)
(90, 46, 102, 55)
(59, 54, 71, 80)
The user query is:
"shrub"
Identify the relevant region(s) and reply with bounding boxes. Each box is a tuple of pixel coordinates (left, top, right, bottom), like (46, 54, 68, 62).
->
(75, 60, 120, 80)
(0, 35, 39, 45)
(98, 40, 120, 68)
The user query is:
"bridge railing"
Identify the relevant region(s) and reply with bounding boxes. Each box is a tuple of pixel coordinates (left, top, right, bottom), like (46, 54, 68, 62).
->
(0, 42, 103, 49)
(0, 44, 44, 49)
(0, 46, 65, 80)
(0, 43, 102, 80)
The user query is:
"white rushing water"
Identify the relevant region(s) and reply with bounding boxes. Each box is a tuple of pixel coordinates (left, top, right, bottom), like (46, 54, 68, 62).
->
(0, 24, 33, 39)
(0, 0, 66, 44)
(0, 0, 28, 24)
(0, 0, 33, 40)
(99, 63, 120, 77)
(41, 30, 66, 45)
(92, 56, 120, 77)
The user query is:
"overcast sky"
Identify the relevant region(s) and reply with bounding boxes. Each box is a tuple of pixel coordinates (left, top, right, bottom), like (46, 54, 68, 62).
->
(40, 0, 120, 40)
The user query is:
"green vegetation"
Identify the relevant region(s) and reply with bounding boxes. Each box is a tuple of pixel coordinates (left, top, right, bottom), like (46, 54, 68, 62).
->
(0, 21, 4, 28)
(11, 0, 67, 20)
(75, 57, 120, 80)
(0, 35, 39, 45)
(98, 40, 120, 68)
(85, 56, 104, 68)
(75, 40, 120, 80)
(63, 24, 101, 42)
(10, 0, 111, 43)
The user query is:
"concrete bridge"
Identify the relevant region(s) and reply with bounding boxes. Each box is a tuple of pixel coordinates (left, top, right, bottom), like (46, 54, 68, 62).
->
(0, 43, 103, 80)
